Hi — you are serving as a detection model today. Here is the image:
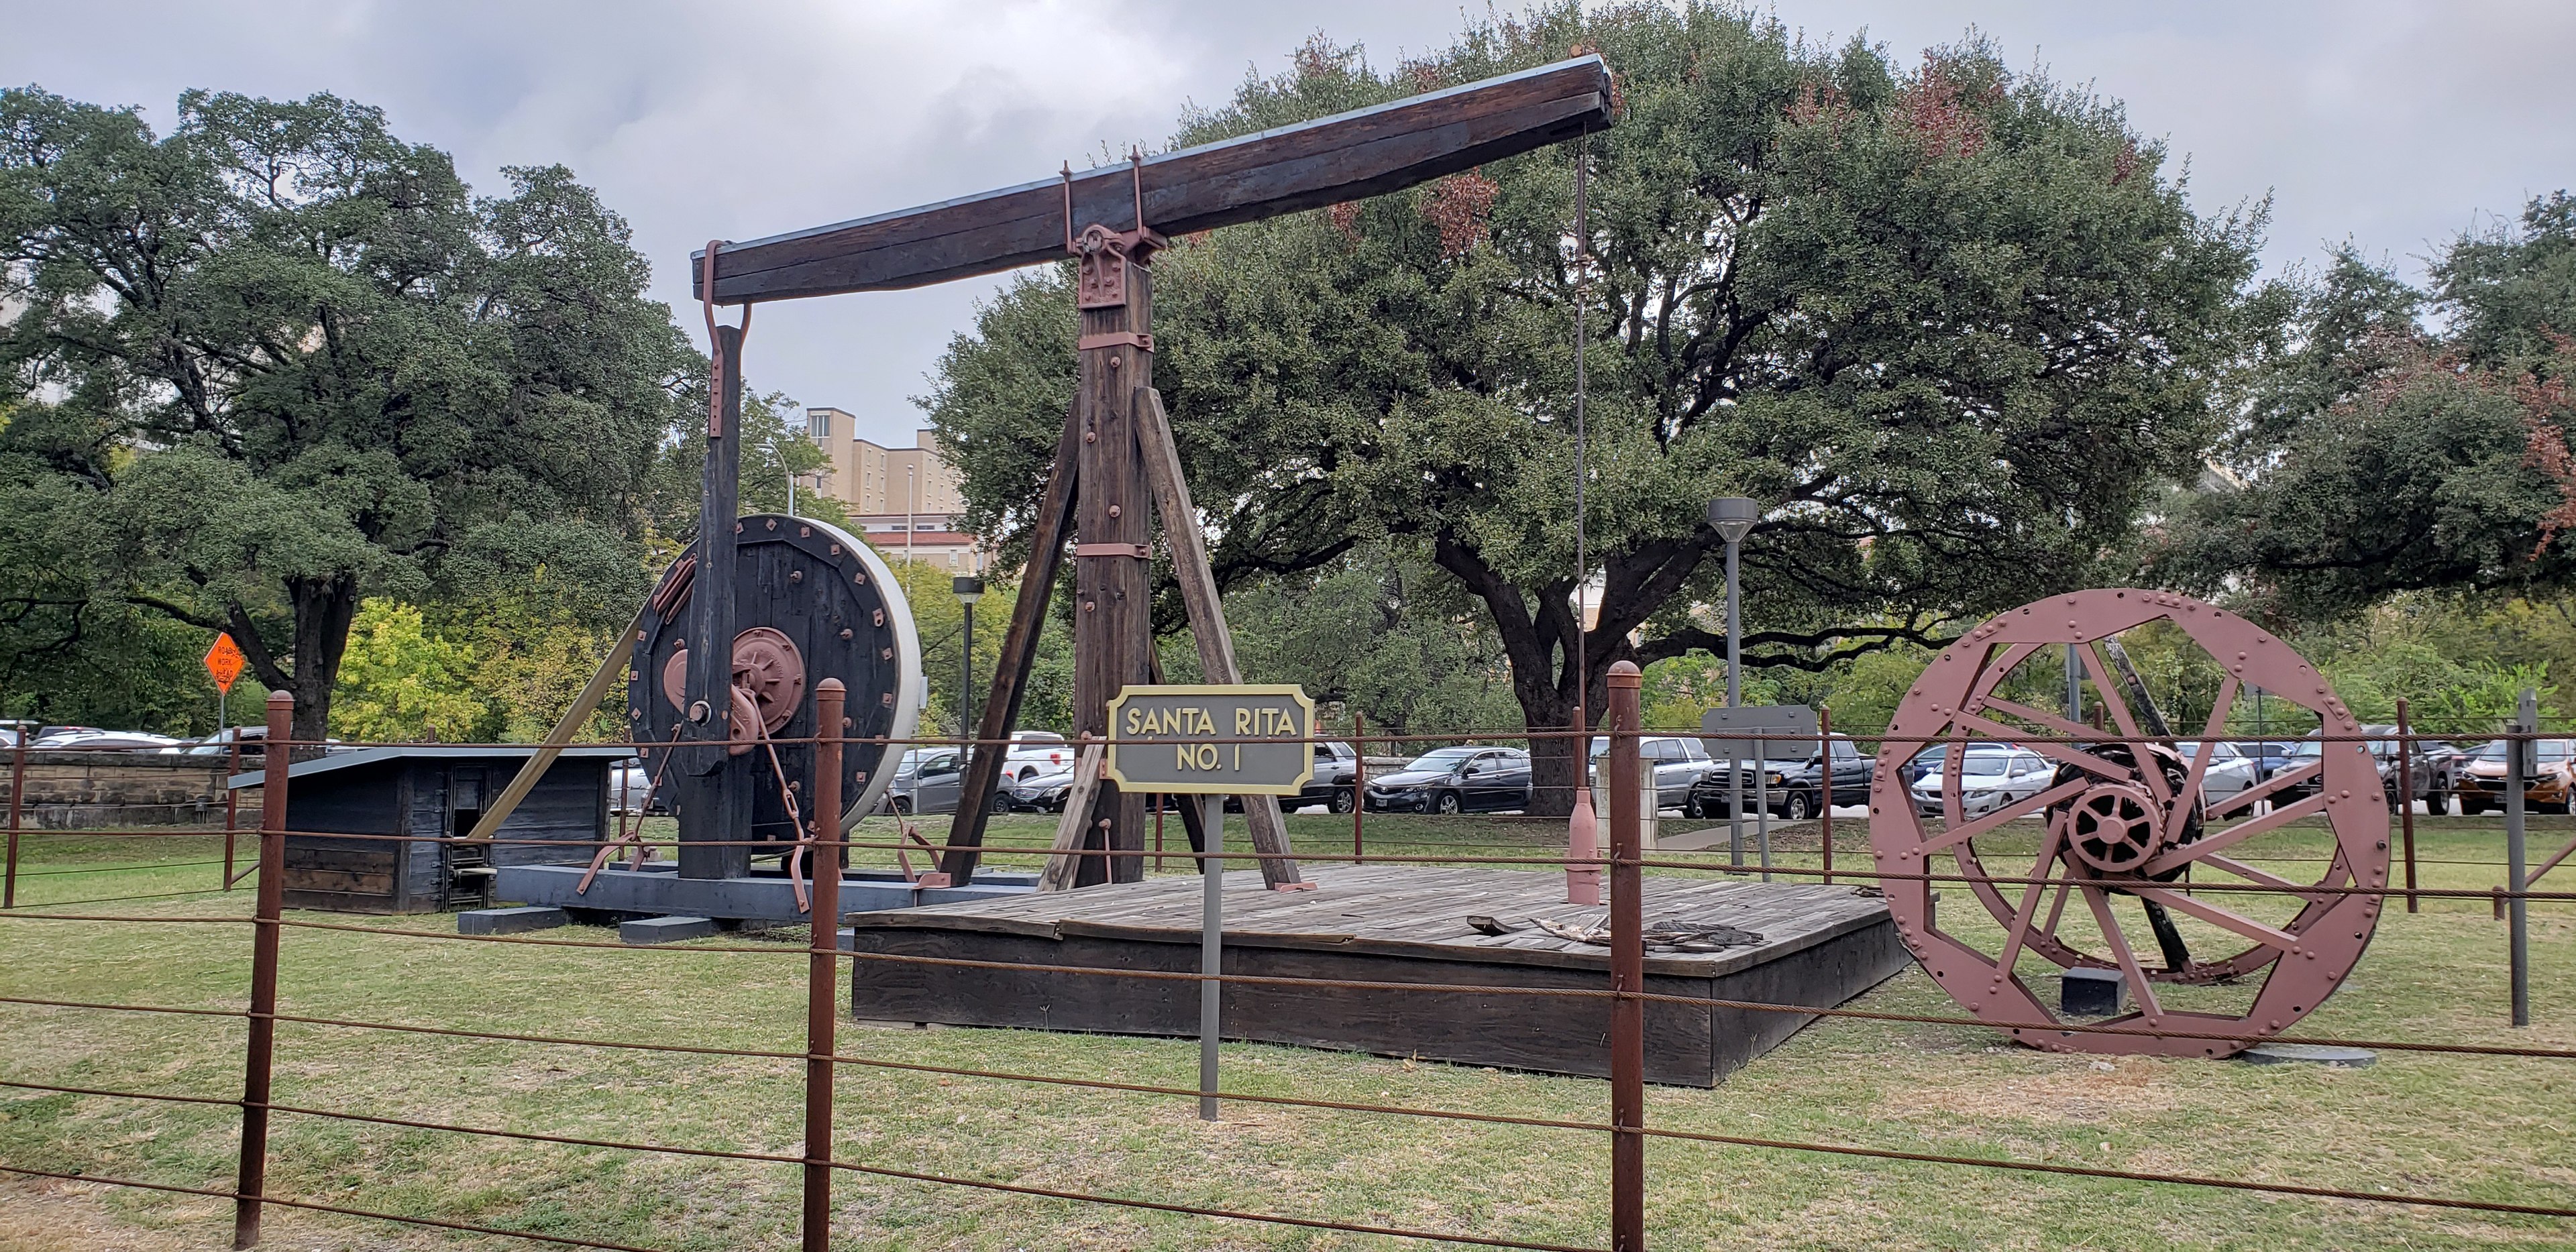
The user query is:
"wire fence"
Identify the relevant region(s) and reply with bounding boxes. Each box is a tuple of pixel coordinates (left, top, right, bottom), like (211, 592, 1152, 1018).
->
(5, 692, 2576, 1247)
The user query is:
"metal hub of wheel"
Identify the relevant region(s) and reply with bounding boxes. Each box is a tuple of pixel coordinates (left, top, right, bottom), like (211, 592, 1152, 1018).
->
(1868, 588, 2391, 1058)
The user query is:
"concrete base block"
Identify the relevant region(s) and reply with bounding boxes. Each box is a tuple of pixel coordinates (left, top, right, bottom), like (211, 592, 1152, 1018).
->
(2061, 968, 2125, 1017)
(620, 915, 718, 945)
(458, 906, 571, 936)
(2240, 1042, 2377, 1068)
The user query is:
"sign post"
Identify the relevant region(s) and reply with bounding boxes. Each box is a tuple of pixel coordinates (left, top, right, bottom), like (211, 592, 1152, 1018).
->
(1701, 704, 1820, 880)
(1106, 683, 1315, 1121)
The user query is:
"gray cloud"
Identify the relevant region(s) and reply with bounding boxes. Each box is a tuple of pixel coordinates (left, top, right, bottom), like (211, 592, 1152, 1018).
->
(5, 1, 2567, 445)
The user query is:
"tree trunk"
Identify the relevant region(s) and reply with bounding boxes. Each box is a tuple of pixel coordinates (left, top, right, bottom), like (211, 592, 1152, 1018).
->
(284, 574, 360, 745)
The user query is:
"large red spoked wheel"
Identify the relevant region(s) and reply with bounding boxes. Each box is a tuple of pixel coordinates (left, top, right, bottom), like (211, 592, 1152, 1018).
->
(1868, 589, 2391, 1057)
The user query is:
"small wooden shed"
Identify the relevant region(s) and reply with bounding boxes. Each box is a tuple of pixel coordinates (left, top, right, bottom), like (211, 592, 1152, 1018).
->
(229, 746, 625, 914)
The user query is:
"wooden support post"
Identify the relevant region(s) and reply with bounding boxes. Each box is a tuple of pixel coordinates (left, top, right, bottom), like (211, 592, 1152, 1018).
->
(1605, 662, 1646, 1252)
(802, 680, 845, 1252)
(1069, 234, 1158, 888)
(2398, 698, 2418, 913)
(1819, 707, 1833, 887)
(941, 400, 1083, 885)
(682, 319, 753, 879)
(1135, 388, 1304, 889)
(1039, 741, 1109, 892)
(233, 691, 293, 1249)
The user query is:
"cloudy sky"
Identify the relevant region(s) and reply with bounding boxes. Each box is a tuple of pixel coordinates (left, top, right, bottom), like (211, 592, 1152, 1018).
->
(6, 1, 2568, 445)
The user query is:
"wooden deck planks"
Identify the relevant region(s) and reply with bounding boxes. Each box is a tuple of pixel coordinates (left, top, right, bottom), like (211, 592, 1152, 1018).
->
(847, 864, 1889, 978)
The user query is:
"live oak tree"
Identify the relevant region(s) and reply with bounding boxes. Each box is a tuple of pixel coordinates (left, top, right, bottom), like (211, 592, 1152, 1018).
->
(2155, 194, 2576, 622)
(926, 5, 2261, 811)
(0, 87, 690, 739)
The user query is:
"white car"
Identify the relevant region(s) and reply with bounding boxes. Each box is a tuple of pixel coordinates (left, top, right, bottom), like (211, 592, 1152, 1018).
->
(2174, 740, 2258, 806)
(1911, 744, 2055, 818)
(34, 729, 187, 753)
(1002, 730, 1072, 781)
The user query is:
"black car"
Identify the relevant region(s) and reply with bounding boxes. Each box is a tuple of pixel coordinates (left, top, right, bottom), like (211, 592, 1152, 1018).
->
(2275, 726, 2460, 813)
(1364, 746, 1532, 813)
(1225, 740, 1364, 813)
(1684, 736, 1874, 821)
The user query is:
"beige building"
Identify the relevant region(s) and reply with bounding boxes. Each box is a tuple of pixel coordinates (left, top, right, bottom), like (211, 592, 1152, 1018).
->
(800, 408, 986, 573)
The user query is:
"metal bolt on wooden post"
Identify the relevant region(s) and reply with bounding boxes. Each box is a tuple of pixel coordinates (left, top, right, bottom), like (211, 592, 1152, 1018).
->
(2398, 698, 2418, 913)
(804, 679, 845, 1252)
(4, 730, 24, 910)
(233, 691, 293, 1249)
(1818, 707, 1834, 886)
(1605, 661, 1646, 1252)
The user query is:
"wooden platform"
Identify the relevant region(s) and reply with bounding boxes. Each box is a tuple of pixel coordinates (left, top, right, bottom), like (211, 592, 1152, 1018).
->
(843, 865, 1908, 1086)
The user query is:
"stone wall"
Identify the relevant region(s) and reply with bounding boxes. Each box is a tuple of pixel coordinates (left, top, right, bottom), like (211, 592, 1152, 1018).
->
(2, 752, 260, 830)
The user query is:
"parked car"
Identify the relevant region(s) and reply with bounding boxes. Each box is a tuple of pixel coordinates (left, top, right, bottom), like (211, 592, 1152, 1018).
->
(1003, 765, 1079, 813)
(1684, 735, 1873, 821)
(1900, 742, 1947, 787)
(1002, 730, 1073, 781)
(1364, 746, 1532, 814)
(2279, 728, 2463, 813)
(887, 747, 968, 815)
(1910, 744, 2055, 818)
(182, 726, 268, 762)
(1301, 740, 1362, 813)
(1587, 735, 1718, 811)
(2455, 738, 2576, 815)
(611, 758, 667, 815)
(34, 729, 186, 752)
(2174, 740, 2259, 806)
(2233, 740, 2301, 781)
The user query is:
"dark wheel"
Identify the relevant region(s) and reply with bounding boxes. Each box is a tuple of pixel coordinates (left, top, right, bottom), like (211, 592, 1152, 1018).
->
(1330, 787, 1356, 814)
(890, 795, 913, 815)
(1684, 794, 1707, 819)
(2426, 789, 2451, 816)
(1434, 791, 1464, 815)
(1783, 791, 1813, 822)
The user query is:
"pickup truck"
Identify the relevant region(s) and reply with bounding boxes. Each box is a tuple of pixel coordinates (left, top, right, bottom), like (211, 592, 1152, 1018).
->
(1685, 735, 1874, 821)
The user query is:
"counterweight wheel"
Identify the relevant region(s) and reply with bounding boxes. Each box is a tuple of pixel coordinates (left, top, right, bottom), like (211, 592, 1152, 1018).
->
(1867, 589, 2392, 1058)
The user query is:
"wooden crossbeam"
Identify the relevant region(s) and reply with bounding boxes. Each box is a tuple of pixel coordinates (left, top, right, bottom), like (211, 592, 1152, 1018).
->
(691, 56, 1610, 303)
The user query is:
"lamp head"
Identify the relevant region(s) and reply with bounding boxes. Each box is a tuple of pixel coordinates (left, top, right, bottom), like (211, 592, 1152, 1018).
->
(952, 575, 985, 606)
(1707, 496, 1760, 545)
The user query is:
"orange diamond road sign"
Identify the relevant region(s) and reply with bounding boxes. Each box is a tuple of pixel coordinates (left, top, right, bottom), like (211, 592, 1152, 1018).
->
(203, 633, 246, 694)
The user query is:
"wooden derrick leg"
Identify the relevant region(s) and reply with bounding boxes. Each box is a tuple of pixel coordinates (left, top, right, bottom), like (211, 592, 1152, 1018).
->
(1071, 237, 1156, 886)
(940, 400, 1081, 885)
(1136, 388, 1305, 889)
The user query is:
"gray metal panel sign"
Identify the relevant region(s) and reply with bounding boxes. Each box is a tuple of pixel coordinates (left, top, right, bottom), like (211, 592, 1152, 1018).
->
(1699, 705, 1821, 760)
(1106, 685, 1316, 795)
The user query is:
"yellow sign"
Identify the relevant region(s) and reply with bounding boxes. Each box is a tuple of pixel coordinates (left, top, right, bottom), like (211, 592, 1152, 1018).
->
(1106, 684, 1316, 795)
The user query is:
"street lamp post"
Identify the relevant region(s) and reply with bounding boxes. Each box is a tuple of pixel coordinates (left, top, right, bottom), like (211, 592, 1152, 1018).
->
(1707, 497, 1760, 869)
(953, 577, 985, 744)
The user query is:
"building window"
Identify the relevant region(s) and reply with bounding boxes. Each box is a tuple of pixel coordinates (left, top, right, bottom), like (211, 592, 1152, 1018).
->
(808, 411, 830, 439)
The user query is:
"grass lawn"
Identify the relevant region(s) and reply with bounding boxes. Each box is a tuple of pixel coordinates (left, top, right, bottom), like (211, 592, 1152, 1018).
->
(3, 811, 2574, 1250)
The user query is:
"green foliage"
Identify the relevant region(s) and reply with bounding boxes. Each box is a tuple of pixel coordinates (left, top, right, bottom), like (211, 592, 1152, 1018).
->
(1217, 546, 1527, 740)
(0, 87, 688, 737)
(926, 6, 2261, 805)
(329, 600, 488, 742)
(647, 391, 845, 540)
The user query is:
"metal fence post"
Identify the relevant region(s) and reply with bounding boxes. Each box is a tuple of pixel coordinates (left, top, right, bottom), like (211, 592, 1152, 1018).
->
(1351, 712, 1365, 862)
(1200, 793, 1224, 1121)
(5, 731, 23, 909)
(1605, 661, 1646, 1252)
(1818, 707, 1833, 886)
(223, 730, 242, 891)
(2509, 687, 2533, 1027)
(804, 679, 845, 1252)
(233, 691, 292, 1249)
(2398, 698, 2418, 913)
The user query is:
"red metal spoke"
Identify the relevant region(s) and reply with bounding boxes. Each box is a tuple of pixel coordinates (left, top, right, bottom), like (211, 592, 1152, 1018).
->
(1919, 777, 2090, 857)
(1943, 707, 2137, 783)
(2193, 853, 2330, 902)
(2141, 792, 2332, 876)
(2129, 885, 2299, 951)
(2073, 643, 2173, 810)
(2080, 885, 2167, 1020)
(1971, 695, 2122, 748)
(1989, 813, 2072, 982)
(2163, 676, 2241, 843)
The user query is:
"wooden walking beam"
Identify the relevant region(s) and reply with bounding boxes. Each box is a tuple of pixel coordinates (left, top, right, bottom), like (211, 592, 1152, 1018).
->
(939, 400, 1083, 884)
(1135, 388, 1304, 889)
(691, 56, 1611, 304)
